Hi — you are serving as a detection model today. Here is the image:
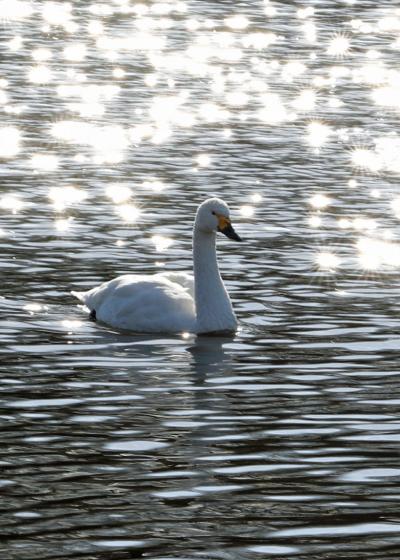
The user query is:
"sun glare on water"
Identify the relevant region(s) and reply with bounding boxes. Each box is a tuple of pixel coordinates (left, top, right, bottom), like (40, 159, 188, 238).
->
(152, 235, 173, 252)
(105, 184, 131, 204)
(23, 303, 44, 314)
(0, 0, 399, 283)
(309, 193, 331, 209)
(55, 217, 73, 232)
(0, 194, 24, 213)
(30, 153, 59, 171)
(0, 0, 33, 21)
(28, 65, 53, 83)
(116, 204, 140, 223)
(48, 186, 87, 210)
(316, 251, 341, 271)
(0, 126, 21, 157)
(307, 122, 331, 148)
(327, 34, 351, 57)
(356, 237, 400, 270)
(309, 215, 322, 228)
(240, 205, 255, 218)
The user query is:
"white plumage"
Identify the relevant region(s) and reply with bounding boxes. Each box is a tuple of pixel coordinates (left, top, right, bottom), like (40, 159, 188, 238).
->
(72, 272, 195, 332)
(72, 198, 242, 334)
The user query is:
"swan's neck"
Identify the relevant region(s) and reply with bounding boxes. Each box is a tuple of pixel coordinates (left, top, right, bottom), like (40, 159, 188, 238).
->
(193, 228, 237, 334)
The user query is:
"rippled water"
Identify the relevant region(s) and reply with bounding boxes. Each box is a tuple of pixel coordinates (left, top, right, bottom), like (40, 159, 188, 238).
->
(2, 1, 400, 558)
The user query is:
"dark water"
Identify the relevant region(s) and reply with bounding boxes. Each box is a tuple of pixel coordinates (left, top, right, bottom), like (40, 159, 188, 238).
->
(2, 1, 400, 558)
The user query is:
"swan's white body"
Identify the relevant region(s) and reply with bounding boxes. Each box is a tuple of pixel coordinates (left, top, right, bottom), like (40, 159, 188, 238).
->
(72, 198, 241, 334)
(74, 272, 196, 333)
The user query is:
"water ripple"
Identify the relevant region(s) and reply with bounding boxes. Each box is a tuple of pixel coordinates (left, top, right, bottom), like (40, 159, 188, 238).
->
(2, 1, 400, 559)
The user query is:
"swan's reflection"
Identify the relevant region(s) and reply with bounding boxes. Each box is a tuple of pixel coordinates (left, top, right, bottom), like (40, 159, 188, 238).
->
(187, 334, 234, 382)
(92, 331, 234, 385)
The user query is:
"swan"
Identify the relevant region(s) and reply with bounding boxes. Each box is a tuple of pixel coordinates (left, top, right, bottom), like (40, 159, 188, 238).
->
(72, 198, 242, 334)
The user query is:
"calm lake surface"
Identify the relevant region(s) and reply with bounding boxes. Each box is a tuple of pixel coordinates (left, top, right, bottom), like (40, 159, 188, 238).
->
(2, 1, 400, 558)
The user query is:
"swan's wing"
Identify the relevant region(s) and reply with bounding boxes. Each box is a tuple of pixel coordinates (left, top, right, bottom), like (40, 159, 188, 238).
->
(72, 274, 195, 333)
(156, 272, 194, 297)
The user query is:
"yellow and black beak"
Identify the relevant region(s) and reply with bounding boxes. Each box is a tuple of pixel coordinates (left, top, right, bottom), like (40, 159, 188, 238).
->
(217, 215, 242, 242)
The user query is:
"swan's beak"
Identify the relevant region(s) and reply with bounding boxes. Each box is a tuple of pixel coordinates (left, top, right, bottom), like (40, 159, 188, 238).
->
(217, 216, 242, 242)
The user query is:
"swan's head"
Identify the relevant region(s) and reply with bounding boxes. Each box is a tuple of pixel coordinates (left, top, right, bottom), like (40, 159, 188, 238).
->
(195, 198, 242, 241)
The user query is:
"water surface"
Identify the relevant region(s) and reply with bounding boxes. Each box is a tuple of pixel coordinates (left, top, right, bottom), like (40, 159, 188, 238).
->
(1, 1, 400, 558)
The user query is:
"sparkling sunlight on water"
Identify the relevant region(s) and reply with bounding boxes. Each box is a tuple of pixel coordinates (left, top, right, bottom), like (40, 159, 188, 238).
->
(2, 1, 400, 559)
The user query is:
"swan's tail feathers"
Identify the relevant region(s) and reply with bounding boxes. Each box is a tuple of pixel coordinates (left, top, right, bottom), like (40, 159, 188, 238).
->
(71, 290, 86, 303)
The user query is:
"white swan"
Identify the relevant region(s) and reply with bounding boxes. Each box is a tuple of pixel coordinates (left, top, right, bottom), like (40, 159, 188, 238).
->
(72, 198, 242, 334)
